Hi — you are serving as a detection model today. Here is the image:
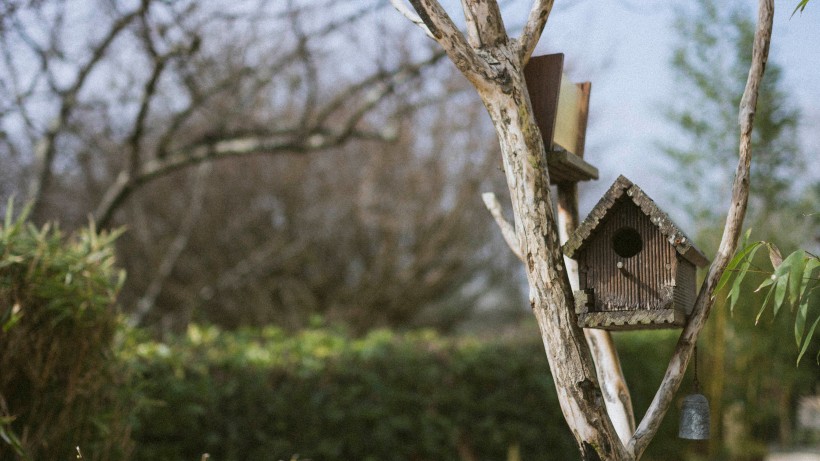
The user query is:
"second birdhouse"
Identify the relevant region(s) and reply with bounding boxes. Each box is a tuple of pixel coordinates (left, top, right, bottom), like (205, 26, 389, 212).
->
(562, 176, 709, 330)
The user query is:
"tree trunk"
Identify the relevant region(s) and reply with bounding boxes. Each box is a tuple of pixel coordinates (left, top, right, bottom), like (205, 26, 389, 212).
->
(475, 57, 627, 459)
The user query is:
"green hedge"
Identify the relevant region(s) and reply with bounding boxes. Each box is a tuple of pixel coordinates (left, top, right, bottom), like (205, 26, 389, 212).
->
(0, 205, 133, 461)
(126, 325, 576, 460)
(125, 324, 696, 461)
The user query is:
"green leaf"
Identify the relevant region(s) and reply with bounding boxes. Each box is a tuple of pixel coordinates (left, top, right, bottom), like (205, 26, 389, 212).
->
(773, 274, 789, 317)
(795, 291, 808, 347)
(755, 285, 775, 325)
(755, 275, 775, 292)
(787, 250, 806, 309)
(716, 241, 762, 294)
(726, 243, 762, 312)
(796, 315, 819, 365)
(792, 0, 811, 17)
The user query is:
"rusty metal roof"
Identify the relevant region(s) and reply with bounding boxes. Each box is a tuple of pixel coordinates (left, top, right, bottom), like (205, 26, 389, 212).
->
(562, 175, 709, 267)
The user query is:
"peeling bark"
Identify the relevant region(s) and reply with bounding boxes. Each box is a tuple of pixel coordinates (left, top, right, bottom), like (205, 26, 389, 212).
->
(478, 52, 626, 459)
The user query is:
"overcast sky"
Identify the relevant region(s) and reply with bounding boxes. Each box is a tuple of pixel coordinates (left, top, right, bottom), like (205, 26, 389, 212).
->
(523, 1, 820, 222)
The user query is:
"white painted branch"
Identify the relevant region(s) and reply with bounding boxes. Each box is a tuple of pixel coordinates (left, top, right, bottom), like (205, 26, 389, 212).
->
(556, 183, 636, 446)
(482, 192, 524, 262)
(389, 0, 435, 39)
(628, 0, 774, 458)
(517, 0, 555, 65)
(397, 1, 629, 457)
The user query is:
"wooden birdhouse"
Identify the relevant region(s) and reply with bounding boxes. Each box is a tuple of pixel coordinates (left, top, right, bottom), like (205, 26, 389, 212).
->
(562, 176, 709, 330)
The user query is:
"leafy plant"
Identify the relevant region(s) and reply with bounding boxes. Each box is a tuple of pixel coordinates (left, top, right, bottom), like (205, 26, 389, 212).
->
(0, 200, 134, 461)
(717, 231, 820, 364)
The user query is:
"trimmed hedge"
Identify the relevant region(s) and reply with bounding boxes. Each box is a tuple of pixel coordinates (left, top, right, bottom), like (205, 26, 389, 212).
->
(126, 325, 578, 461)
(0, 205, 133, 461)
(126, 325, 693, 461)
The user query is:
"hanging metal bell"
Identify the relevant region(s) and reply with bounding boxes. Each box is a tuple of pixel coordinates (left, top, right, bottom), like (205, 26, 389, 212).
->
(678, 393, 710, 440)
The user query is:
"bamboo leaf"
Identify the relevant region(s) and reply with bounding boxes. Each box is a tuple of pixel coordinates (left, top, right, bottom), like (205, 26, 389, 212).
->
(787, 250, 805, 309)
(796, 315, 819, 365)
(773, 274, 789, 317)
(795, 289, 808, 347)
(726, 244, 762, 312)
(755, 275, 775, 292)
(716, 241, 762, 294)
(792, 0, 811, 18)
(755, 285, 775, 325)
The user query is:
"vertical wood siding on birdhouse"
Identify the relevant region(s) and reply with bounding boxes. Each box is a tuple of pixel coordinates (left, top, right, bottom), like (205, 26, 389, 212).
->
(578, 200, 677, 313)
(564, 176, 708, 330)
(674, 261, 697, 315)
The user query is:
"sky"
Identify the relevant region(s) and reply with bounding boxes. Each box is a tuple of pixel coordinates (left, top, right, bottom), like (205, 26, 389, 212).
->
(492, 0, 820, 225)
(533, 1, 820, 223)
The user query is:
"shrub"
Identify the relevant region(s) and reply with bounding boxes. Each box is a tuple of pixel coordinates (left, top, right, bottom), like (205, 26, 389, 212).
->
(0, 204, 133, 461)
(126, 324, 703, 461)
(126, 325, 578, 461)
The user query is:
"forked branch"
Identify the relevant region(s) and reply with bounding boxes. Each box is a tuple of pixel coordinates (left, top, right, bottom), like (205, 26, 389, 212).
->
(392, 0, 494, 89)
(517, 0, 555, 65)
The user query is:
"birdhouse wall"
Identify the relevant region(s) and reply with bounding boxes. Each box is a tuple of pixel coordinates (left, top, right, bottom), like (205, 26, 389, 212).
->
(577, 200, 678, 312)
(674, 258, 697, 315)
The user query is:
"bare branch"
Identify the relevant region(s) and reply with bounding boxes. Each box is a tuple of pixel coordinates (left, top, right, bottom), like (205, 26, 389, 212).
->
(25, 4, 145, 218)
(130, 162, 211, 326)
(628, 0, 774, 457)
(93, 124, 399, 227)
(482, 192, 523, 262)
(390, 0, 435, 39)
(398, 0, 491, 88)
(460, 0, 507, 49)
(517, 0, 555, 65)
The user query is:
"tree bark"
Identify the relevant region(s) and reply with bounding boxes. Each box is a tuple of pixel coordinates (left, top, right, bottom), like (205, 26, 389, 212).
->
(480, 65, 626, 459)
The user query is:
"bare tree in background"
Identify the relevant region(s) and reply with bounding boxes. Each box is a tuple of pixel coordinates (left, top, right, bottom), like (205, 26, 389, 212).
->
(119, 80, 525, 332)
(0, 0, 440, 225)
(1, 0, 526, 332)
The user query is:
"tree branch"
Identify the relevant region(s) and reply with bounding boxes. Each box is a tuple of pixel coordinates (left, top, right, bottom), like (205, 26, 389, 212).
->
(460, 0, 507, 49)
(517, 0, 555, 65)
(130, 162, 211, 326)
(628, 0, 774, 457)
(482, 192, 523, 261)
(389, 0, 435, 39)
(400, 0, 492, 88)
(25, 4, 144, 219)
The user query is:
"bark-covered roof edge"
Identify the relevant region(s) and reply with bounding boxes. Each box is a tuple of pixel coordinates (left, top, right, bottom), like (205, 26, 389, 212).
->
(562, 175, 709, 267)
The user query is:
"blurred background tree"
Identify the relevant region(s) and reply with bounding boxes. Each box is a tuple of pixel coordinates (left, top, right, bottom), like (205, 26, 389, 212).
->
(0, 0, 526, 335)
(661, 0, 819, 458)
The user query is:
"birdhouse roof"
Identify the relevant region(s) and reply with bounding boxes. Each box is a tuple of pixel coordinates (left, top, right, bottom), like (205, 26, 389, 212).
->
(562, 175, 709, 267)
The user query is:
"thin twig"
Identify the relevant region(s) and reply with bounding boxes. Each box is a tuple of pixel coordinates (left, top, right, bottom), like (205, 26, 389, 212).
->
(390, 0, 435, 39)
(482, 192, 523, 262)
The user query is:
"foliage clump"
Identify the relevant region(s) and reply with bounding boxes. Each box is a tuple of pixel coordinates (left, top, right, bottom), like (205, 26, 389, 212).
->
(125, 324, 580, 461)
(0, 204, 133, 461)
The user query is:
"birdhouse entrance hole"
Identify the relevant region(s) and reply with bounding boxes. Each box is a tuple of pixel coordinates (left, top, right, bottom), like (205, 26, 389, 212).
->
(612, 227, 642, 258)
